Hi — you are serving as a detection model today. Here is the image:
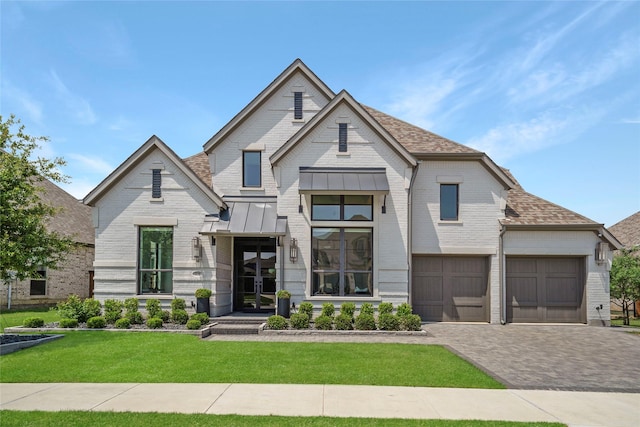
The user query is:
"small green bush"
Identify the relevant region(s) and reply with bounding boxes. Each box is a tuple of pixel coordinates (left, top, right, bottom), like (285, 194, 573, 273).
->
(378, 302, 393, 315)
(171, 309, 189, 324)
(171, 298, 186, 311)
(104, 299, 123, 324)
(191, 312, 209, 325)
(276, 289, 291, 299)
(378, 313, 400, 331)
(56, 294, 86, 321)
(266, 315, 288, 330)
(160, 310, 171, 322)
(114, 318, 130, 329)
(321, 302, 335, 318)
(195, 288, 212, 298)
(334, 313, 354, 330)
(290, 313, 310, 329)
(298, 302, 314, 320)
(397, 303, 413, 317)
(145, 299, 162, 318)
(59, 318, 78, 328)
(23, 317, 44, 328)
(340, 302, 356, 319)
(355, 313, 376, 330)
(359, 302, 374, 316)
(87, 316, 106, 329)
(314, 315, 333, 330)
(186, 319, 202, 330)
(400, 314, 423, 331)
(146, 317, 163, 329)
(83, 298, 102, 320)
(126, 311, 144, 325)
(124, 298, 139, 314)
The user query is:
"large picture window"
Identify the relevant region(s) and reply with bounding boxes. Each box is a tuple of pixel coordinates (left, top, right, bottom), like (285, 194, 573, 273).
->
(311, 195, 373, 221)
(312, 228, 372, 296)
(243, 151, 261, 187)
(139, 227, 173, 294)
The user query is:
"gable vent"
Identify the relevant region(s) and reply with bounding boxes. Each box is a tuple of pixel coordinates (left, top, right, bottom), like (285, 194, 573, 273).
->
(152, 169, 162, 198)
(294, 92, 303, 119)
(338, 123, 348, 152)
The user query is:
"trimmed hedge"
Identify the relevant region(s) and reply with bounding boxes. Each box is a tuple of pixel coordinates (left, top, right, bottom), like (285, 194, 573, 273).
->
(378, 313, 400, 331)
(266, 315, 287, 330)
(355, 313, 376, 330)
(114, 318, 130, 329)
(23, 317, 44, 328)
(146, 317, 163, 329)
(290, 313, 310, 329)
(334, 313, 354, 330)
(298, 302, 314, 320)
(59, 318, 78, 328)
(87, 316, 106, 329)
(186, 319, 202, 330)
(314, 315, 333, 330)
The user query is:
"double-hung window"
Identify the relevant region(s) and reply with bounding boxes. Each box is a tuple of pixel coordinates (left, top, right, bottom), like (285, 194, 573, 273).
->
(138, 227, 173, 294)
(243, 151, 261, 188)
(440, 184, 459, 221)
(30, 269, 47, 296)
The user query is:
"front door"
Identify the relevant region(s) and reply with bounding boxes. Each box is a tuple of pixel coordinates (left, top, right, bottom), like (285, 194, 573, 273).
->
(234, 237, 277, 312)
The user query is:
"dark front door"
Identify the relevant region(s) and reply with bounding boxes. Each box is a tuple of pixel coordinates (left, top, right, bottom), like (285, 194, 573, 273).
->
(234, 237, 277, 312)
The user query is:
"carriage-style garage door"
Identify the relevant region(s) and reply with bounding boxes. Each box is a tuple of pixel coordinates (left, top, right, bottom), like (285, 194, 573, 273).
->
(506, 257, 585, 323)
(412, 256, 489, 322)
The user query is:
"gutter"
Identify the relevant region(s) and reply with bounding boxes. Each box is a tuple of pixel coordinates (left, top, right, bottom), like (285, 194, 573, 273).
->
(407, 162, 420, 305)
(499, 223, 507, 325)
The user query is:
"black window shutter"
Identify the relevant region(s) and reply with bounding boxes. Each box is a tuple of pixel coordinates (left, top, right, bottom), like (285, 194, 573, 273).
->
(338, 123, 347, 152)
(294, 92, 303, 119)
(152, 169, 161, 198)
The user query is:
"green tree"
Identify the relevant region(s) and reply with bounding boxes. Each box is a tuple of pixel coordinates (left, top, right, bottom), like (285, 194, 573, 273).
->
(1, 114, 74, 283)
(610, 247, 640, 325)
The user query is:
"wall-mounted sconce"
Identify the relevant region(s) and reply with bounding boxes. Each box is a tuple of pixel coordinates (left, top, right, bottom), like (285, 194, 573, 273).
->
(290, 238, 298, 263)
(192, 236, 202, 261)
(595, 241, 606, 264)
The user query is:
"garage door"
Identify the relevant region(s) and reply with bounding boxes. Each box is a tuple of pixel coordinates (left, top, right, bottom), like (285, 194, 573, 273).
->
(506, 257, 585, 323)
(412, 256, 489, 322)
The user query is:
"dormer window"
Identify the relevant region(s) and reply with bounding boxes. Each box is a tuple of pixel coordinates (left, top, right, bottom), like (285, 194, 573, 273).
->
(152, 169, 162, 198)
(338, 123, 347, 152)
(294, 92, 303, 120)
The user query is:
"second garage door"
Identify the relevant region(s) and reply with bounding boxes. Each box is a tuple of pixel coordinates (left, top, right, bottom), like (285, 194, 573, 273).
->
(412, 256, 489, 322)
(506, 257, 585, 323)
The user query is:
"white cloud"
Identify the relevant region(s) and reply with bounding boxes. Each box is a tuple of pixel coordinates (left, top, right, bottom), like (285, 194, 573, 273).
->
(67, 153, 114, 175)
(49, 70, 97, 125)
(1, 81, 44, 124)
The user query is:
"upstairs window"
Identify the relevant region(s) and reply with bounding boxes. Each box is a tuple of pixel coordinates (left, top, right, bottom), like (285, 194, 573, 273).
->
(338, 123, 348, 152)
(294, 92, 303, 120)
(440, 184, 459, 221)
(312, 195, 373, 221)
(152, 169, 162, 198)
(243, 151, 261, 187)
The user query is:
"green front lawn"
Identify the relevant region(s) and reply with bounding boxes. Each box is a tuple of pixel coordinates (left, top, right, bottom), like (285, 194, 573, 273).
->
(0, 411, 566, 427)
(610, 317, 640, 328)
(0, 307, 60, 332)
(0, 332, 503, 389)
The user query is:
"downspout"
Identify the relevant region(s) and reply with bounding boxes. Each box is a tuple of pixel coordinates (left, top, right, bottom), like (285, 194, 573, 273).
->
(407, 162, 420, 305)
(499, 223, 507, 325)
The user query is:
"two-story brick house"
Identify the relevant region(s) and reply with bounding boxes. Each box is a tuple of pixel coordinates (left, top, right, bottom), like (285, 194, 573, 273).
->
(84, 59, 620, 325)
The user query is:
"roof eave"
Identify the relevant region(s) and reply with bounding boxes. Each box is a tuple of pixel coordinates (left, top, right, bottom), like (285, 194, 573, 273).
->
(414, 152, 515, 189)
(502, 223, 623, 249)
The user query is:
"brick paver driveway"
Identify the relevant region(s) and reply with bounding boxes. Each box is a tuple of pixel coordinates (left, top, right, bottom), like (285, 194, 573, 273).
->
(424, 323, 640, 392)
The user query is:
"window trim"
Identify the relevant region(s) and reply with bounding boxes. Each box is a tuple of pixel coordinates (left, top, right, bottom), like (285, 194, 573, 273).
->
(242, 151, 262, 188)
(138, 226, 174, 295)
(440, 183, 459, 221)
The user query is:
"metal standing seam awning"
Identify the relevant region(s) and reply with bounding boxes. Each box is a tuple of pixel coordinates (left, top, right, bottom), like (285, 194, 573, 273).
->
(200, 201, 287, 236)
(298, 167, 390, 193)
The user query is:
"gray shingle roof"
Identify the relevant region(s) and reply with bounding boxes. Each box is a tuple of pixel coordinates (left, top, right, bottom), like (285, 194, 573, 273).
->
(183, 152, 211, 188)
(609, 211, 640, 248)
(37, 179, 94, 246)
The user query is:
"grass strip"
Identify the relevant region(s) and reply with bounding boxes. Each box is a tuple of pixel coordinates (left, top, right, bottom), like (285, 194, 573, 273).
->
(0, 411, 566, 427)
(0, 332, 503, 388)
(0, 308, 60, 332)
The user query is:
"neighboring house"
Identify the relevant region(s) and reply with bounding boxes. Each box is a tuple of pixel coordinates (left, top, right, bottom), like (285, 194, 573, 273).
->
(609, 211, 640, 249)
(84, 59, 621, 325)
(1, 179, 95, 308)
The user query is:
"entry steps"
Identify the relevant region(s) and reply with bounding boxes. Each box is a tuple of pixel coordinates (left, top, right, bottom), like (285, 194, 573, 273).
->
(209, 314, 270, 335)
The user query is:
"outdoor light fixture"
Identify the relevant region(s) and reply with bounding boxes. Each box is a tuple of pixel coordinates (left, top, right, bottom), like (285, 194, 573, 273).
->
(290, 238, 298, 263)
(192, 236, 202, 261)
(595, 241, 606, 265)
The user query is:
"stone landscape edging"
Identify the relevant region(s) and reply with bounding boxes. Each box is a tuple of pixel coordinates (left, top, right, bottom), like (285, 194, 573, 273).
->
(0, 334, 65, 355)
(3, 324, 214, 338)
(258, 323, 429, 336)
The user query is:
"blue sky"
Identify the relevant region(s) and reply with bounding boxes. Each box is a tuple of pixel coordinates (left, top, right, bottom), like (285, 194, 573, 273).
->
(1, 1, 639, 227)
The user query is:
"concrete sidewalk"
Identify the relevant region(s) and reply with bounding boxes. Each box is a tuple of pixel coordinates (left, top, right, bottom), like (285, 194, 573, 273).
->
(1, 383, 638, 426)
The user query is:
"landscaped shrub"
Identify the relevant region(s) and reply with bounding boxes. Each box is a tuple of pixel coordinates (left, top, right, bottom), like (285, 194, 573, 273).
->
(87, 316, 106, 329)
(334, 313, 354, 330)
(340, 302, 356, 319)
(59, 318, 78, 328)
(126, 311, 144, 325)
(378, 313, 400, 331)
(171, 309, 189, 324)
(56, 294, 86, 322)
(146, 317, 163, 329)
(186, 319, 202, 330)
(171, 298, 186, 311)
(355, 313, 376, 330)
(321, 302, 335, 318)
(124, 298, 139, 315)
(191, 312, 209, 325)
(83, 298, 102, 320)
(378, 302, 393, 315)
(23, 317, 44, 328)
(290, 313, 310, 329)
(195, 288, 212, 298)
(104, 299, 124, 324)
(396, 303, 413, 317)
(266, 315, 287, 330)
(114, 318, 130, 329)
(145, 299, 162, 318)
(160, 310, 171, 322)
(400, 314, 422, 331)
(298, 302, 314, 320)
(359, 302, 374, 316)
(314, 314, 333, 330)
